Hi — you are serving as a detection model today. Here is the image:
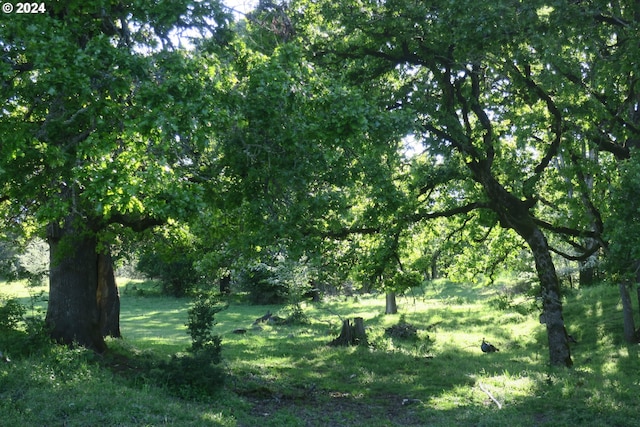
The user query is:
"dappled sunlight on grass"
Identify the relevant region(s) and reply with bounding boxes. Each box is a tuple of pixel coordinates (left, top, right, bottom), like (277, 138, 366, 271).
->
(119, 295, 190, 350)
(4, 278, 640, 425)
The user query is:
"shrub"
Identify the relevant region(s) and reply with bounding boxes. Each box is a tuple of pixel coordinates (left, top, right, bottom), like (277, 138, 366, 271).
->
(237, 262, 289, 305)
(137, 251, 199, 297)
(282, 303, 309, 325)
(148, 293, 226, 399)
(186, 293, 225, 353)
(0, 297, 26, 331)
(153, 349, 225, 400)
(0, 296, 51, 358)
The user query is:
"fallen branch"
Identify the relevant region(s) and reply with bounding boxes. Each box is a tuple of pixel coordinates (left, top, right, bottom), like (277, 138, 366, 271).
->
(478, 382, 502, 409)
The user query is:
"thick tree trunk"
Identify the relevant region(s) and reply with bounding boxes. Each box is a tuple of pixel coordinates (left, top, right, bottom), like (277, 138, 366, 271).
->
(579, 263, 595, 286)
(385, 292, 398, 314)
(637, 285, 640, 319)
(618, 282, 637, 343)
(46, 217, 107, 352)
(578, 243, 598, 287)
(98, 251, 121, 338)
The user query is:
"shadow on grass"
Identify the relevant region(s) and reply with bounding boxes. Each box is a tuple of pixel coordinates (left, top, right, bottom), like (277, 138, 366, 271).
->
(119, 294, 191, 353)
(103, 283, 640, 426)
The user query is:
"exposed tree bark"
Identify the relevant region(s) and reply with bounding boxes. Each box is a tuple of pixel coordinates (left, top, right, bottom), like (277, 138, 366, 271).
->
(98, 251, 121, 338)
(526, 228, 573, 367)
(330, 319, 353, 346)
(579, 262, 595, 286)
(430, 249, 440, 280)
(46, 216, 107, 353)
(619, 282, 637, 343)
(385, 292, 398, 314)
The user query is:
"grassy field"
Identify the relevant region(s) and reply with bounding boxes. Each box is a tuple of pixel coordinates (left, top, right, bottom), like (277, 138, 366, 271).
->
(1, 278, 639, 426)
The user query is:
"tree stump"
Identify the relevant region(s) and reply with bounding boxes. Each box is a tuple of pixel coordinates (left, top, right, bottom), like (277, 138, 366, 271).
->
(353, 317, 367, 342)
(329, 317, 367, 346)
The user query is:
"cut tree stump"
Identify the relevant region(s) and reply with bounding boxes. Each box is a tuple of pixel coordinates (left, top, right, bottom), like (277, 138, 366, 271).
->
(329, 317, 367, 346)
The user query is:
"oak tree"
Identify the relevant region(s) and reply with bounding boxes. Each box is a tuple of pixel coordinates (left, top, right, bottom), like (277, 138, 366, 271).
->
(288, 0, 640, 366)
(0, 0, 232, 351)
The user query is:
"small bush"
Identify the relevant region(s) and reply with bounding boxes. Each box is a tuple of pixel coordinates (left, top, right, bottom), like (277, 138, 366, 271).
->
(489, 294, 512, 311)
(0, 297, 26, 331)
(0, 296, 51, 358)
(282, 304, 309, 325)
(186, 293, 226, 353)
(237, 263, 289, 305)
(146, 292, 226, 399)
(137, 252, 199, 297)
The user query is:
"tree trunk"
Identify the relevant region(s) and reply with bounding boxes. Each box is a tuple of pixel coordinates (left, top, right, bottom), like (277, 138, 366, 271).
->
(579, 262, 595, 286)
(330, 319, 353, 346)
(619, 282, 637, 343)
(578, 243, 598, 287)
(307, 280, 321, 302)
(526, 228, 573, 367)
(46, 217, 107, 353)
(637, 285, 640, 319)
(219, 273, 231, 295)
(430, 249, 440, 280)
(98, 251, 121, 338)
(385, 292, 398, 314)
(478, 173, 572, 366)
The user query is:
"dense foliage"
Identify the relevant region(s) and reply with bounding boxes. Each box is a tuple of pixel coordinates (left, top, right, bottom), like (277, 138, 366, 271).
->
(2, 0, 640, 363)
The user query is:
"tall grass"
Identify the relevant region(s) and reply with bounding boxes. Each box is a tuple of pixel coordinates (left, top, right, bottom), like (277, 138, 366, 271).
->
(1, 277, 639, 426)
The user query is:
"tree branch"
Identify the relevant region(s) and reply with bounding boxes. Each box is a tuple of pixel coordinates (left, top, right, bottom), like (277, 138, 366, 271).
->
(469, 63, 495, 165)
(322, 226, 381, 239)
(511, 63, 562, 184)
(548, 242, 600, 262)
(532, 218, 598, 239)
(106, 213, 164, 232)
(568, 153, 604, 235)
(409, 201, 491, 223)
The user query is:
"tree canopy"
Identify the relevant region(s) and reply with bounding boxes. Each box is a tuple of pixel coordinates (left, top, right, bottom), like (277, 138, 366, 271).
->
(283, 0, 640, 365)
(0, 0, 234, 350)
(1, 0, 640, 365)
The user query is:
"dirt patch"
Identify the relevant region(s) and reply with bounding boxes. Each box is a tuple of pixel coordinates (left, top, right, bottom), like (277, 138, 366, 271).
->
(236, 387, 427, 426)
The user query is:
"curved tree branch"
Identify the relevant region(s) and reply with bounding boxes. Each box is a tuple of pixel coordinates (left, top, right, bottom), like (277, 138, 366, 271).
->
(409, 201, 491, 223)
(548, 242, 601, 262)
(533, 217, 599, 239)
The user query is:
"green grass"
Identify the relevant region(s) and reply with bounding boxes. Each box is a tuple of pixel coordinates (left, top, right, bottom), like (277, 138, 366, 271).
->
(1, 278, 639, 426)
